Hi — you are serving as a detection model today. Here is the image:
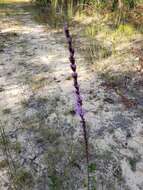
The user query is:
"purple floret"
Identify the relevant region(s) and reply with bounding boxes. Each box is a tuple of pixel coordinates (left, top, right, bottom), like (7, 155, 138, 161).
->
(64, 23, 90, 189)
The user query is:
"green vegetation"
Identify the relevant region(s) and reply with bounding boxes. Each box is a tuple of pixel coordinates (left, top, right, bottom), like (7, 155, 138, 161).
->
(0, 159, 8, 169)
(33, 0, 142, 8)
(128, 156, 141, 171)
(12, 142, 21, 154)
(32, 0, 143, 15)
(2, 108, 11, 114)
(13, 168, 33, 188)
(0, 132, 9, 146)
(31, 0, 143, 30)
(88, 162, 96, 172)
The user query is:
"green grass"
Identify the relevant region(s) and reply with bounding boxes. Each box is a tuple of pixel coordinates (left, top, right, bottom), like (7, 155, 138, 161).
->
(0, 135, 9, 146)
(12, 142, 21, 154)
(85, 24, 98, 38)
(0, 159, 8, 169)
(128, 156, 141, 172)
(113, 24, 136, 39)
(13, 168, 33, 188)
(2, 108, 11, 114)
(88, 163, 96, 173)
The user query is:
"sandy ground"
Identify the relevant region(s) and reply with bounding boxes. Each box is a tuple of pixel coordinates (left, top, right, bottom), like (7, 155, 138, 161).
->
(0, 2, 143, 190)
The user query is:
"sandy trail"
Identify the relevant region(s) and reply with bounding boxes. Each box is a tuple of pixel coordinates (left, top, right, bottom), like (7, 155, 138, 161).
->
(0, 3, 90, 189)
(0, 3, 143, 190)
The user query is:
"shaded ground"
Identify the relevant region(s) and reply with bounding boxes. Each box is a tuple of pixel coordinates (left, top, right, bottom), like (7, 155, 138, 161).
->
(0, 2, 143, 190)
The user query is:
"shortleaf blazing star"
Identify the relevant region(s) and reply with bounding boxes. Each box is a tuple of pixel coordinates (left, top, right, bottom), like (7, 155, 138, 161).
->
(64, 23, 90, 190)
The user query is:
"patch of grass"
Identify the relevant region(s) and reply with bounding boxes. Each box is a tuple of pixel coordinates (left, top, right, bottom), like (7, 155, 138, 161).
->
(44, 146, 65, 190)
(118, 24, 135, 35)
(112, 24, 136, 39)
(138, 25, 143, 33)
(0, 159, 8, 169)
(101, 72, 122, 85)
(12, 142, 21, 154)
(49, 174, 63, 190)
(81, 40, 112, 66)
(85, 24, 98, 38)
(0, 134, 21, 154)
(0, 135, 9, 146)
(30, 79, 48, 91)
(13, 168, 33, 188)
(0, 87, 4, 92)
(128, 157, 140, 172)
(88, 163, 96, 173)
(90, 176, 97, 190)
(37, 96, 48, 104)
(68, 109, 76, 116)
(21, 99, 29, 108)
(97, 150, 113, 160)
(40, 128, 61, 144)
(2, 108, 11, 114)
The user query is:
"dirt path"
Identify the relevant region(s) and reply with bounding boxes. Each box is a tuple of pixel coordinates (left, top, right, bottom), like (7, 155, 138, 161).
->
(0, 3, 91, 190)
(0, 2, 143, 190)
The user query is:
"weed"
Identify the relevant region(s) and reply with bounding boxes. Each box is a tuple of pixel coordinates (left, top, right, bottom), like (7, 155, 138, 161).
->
(128, 157, 140, 171)
(2, 108, 11, 114)
(81, 40, 111, 66)
(85, 24, 98, 38)
(0, 87, 4, 92)
(12, 142, 21, 154)
(118, 24, 135, 36)
(13, 168, 33, 188)
(0, 134, 9, 146)
(88, 163, 96, 173)
(0, 159, 8, 169)
(44, 147, 64, 190)
(90, 176, 96, 190)
(37, 96, 48, 104)
(40, 127, 61, 144)
(49, 174, 63, 190)
(21, 99, 29, 108)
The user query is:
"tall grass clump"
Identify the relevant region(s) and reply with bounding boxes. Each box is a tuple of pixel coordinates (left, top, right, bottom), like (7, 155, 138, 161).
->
(33, 0, 143, 10)
(32, 0, 143, 27)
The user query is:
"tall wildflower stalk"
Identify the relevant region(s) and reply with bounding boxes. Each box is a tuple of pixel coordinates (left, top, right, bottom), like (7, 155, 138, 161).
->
(64, 23, 90, 190)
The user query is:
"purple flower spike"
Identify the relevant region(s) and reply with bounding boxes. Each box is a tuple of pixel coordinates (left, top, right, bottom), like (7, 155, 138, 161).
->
(72, 72, 78, 79)
(70, 64, 76, 71)
(64, 23, 90, 190)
